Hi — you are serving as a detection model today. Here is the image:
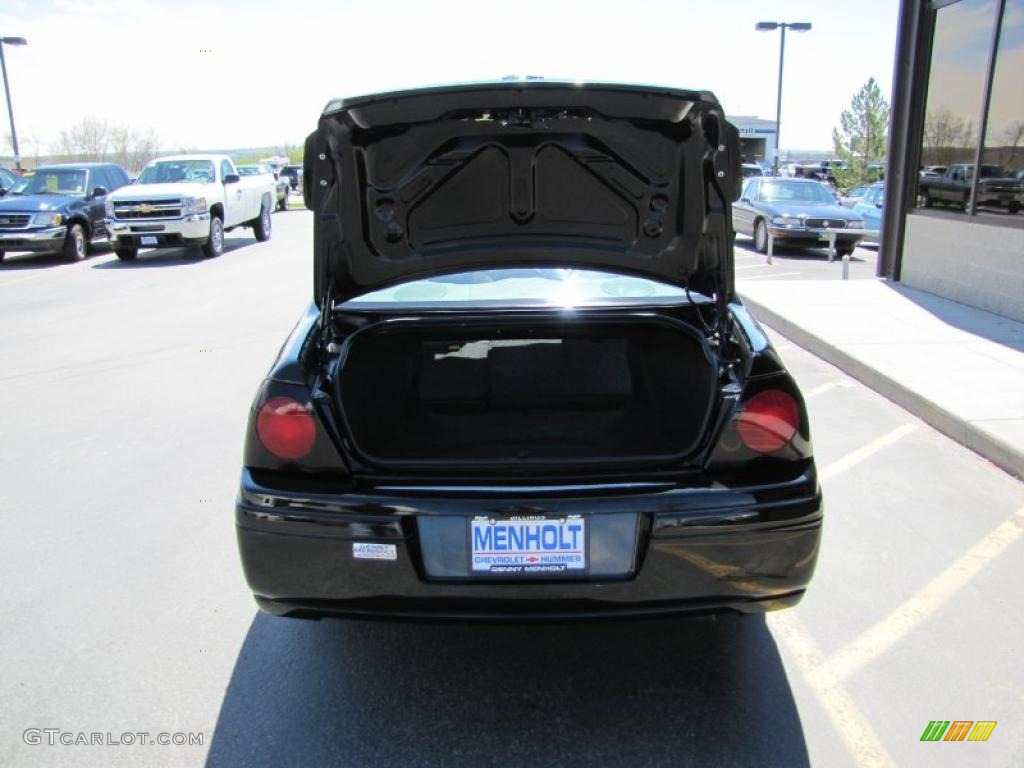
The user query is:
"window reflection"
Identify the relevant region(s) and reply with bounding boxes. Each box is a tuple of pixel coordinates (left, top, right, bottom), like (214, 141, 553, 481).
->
(915, 0, 996, 213)
(979, 0, 1024, 215)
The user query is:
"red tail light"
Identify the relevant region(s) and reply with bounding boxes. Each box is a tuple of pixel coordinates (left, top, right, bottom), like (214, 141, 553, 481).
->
(737, 390, 800, 453)
(256, 397, 317, 460)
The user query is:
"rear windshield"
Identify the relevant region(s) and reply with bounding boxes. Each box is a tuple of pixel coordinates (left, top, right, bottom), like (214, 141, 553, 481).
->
(343, 268, 690, 307)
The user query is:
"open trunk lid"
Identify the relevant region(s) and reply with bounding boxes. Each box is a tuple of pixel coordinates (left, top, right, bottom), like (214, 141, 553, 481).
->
(303, 81, 742, 305)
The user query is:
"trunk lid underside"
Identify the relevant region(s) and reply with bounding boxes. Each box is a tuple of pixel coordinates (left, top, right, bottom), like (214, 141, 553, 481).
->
(304, 81, 741, 305)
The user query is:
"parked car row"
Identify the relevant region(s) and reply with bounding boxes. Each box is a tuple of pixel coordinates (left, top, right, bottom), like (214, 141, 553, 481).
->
(0, 153, 284, 263)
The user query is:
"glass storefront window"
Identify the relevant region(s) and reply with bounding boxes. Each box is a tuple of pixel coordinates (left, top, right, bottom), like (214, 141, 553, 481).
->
(913, 0, 1023, 221)
(978, 0, 1024, 215)
(915, 0, 996, 214)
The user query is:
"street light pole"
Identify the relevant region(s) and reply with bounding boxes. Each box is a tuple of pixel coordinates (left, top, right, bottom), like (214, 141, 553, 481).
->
(774, 25, 786, 176)
(756, 22, 811, 176)
(0, 36, 27, 171)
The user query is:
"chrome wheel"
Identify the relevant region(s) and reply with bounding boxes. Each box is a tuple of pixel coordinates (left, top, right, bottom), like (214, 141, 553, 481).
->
(202, 217, 224, 258)
(63, 223, 87, 262)
(254, 203, 272, 242)
(754, 220, 768, 253)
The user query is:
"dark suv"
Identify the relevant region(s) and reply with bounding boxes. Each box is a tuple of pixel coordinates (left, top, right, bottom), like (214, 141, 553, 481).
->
(0, 163, 130, 262)
(279, 164, 303, 190)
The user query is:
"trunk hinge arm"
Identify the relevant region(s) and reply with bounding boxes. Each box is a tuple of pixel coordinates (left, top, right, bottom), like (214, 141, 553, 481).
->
(702, 131, 735, 346)
(318, 276, 335, 345)
(699, 209, 731, 342)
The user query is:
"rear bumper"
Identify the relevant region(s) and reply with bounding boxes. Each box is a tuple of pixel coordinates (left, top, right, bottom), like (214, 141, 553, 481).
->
(976, 193, 1023, 207)
(236, 468, 823, 620)
(0, 225, 67, 251)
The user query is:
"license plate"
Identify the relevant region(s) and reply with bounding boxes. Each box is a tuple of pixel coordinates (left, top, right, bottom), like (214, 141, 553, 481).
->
(470, 516, 587, 576)
(818, 232, 833, 241)
(140, 236, 158, 246)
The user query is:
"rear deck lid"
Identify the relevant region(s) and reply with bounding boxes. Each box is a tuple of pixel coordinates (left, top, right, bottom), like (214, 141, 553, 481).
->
(304, 81, 741, 304)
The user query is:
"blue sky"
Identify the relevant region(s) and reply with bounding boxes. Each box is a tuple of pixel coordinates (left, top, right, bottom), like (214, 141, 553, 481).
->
(0, 0, 901, 154)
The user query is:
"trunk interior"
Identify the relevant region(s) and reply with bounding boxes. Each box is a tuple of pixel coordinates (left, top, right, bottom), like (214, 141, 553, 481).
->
(336, 316, 717, 467)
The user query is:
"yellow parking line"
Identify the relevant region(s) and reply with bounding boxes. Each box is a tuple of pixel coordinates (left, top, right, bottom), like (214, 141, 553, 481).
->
(819, 424, 918, 483)
(824, 505, 1024, 683)
(770, 612, 895, 768)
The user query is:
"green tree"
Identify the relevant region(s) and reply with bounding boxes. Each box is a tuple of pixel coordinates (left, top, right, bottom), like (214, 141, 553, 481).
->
(832, 77, 890, 189)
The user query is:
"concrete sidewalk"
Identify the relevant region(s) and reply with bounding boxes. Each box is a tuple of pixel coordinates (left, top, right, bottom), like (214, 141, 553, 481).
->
(738, 278, 1024, 479)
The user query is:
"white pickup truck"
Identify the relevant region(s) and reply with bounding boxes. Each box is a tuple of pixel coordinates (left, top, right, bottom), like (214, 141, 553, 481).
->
(105, 154, 276, 260)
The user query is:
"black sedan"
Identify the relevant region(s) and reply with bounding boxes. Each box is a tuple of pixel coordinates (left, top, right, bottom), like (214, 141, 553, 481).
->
(733, 177, 865, 257)
(236, 82, 822, 621)
(0, 163, 130, 262)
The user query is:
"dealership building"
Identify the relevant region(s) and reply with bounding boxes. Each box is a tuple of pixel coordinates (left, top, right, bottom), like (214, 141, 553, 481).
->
(881, 0, 1023, 322)
(729, 116, 779, 165)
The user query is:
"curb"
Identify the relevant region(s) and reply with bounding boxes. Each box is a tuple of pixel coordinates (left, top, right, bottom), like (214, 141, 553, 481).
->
(741, 295, 1024, 481)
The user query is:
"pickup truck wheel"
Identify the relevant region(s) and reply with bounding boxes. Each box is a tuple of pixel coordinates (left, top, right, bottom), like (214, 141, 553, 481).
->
(114, 247, 138, 261)
(63, 223, 87, 262)
(1008, 201, 1021, 214)
(754, 219, 769, 253)
(917, 190, 932, 208)
(202, 216, 224, 258)
(277, 189, 288, 212)
(253, 204, 272, 242)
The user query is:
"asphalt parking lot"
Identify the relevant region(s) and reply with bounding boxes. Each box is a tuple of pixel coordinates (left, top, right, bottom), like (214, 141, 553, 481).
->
(734, 231, 880, 281)
(1, 211, 1021, 767)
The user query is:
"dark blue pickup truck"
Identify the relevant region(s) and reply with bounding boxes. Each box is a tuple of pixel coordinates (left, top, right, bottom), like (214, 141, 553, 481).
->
(0, 163, 130, 262)
(917, 163, 1023, 214)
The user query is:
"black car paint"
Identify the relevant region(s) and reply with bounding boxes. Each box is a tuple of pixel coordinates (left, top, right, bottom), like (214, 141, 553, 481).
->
(238, 83, 822, 621)
(0, 163, 130, 255)
(238, 295, 821, 619)
(237, 465, 821, 620)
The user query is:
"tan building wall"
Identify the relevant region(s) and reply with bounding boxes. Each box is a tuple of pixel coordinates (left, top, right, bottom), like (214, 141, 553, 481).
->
(901, 213, 1024, 323)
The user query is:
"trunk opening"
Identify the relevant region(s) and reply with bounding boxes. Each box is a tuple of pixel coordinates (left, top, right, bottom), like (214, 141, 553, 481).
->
(335, 314, 718, 468)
